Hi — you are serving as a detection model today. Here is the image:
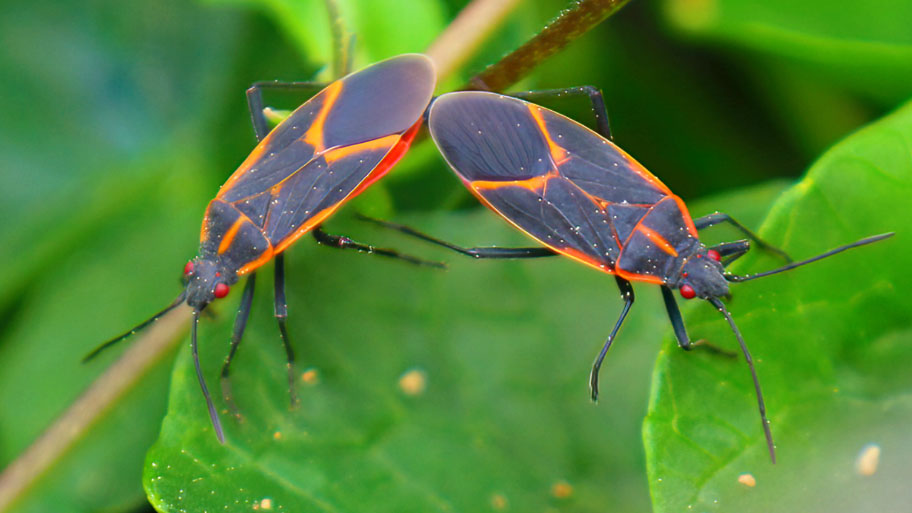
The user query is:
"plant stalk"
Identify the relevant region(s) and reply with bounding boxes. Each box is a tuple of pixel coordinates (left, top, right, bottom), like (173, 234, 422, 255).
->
(0, 305, 192, 512)
(425, 0, 523, 83)
(470, 0, 632, 92)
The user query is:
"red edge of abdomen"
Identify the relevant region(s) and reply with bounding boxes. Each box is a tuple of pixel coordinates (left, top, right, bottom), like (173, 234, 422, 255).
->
(349, 119, 423, 198)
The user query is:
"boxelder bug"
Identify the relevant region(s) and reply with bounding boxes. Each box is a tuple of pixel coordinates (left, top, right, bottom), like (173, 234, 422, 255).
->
(83, 54, 437, 443)
(367, 90, 893, 463)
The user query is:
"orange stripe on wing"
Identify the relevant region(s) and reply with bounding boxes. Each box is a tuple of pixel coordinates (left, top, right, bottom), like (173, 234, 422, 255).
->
(672, 194, 698, 237)
(271, 205, 338, 255)
(618, 150, 671, 196)
(528, 105, 569, 165)
(323, 134, 398, 165)
(471, 169, 559, 193)
(462, 177, 617, 275)
(302, 80, 343, 153)
(613, 197, 674, 285)
(349, 120, 421, 198)
(217, 217, 247, 255)
(615, 267, 666, 285)
(270, 127, 419, 253)
(636, 224, 678, 257)
(237, 245, 275, 275)
(220, 139, 271, 196)
(219, 80, 344, 198)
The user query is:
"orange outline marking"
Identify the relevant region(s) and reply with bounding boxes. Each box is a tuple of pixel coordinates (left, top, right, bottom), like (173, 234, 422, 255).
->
(237, 245, 275, 275)
(636, 224, 678, 257)
(323, 134, 398, 165)
(614, 197, 674, 285)
(272, 206, 337, 255)
(471, 169, 559, 193)
(462, 178, 617, 275)
(615, 267, 666, 285)
(200, 209, 211, 243)
(528, 105, 568, 165)
(350, 121, 421, 197)
(218, 80, 343, 197)
(576, 138, 671, 196)
(302, 80, 343, 153)
(217, 217, 247, 254)
(672, 194, 698, 237)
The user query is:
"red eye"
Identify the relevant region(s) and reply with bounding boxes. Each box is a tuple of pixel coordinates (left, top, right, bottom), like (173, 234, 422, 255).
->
(214, 283, 230, 299)
(707, 249, 721, 262)
(183, 261, 194, 276)
(680, 284, 696, 299)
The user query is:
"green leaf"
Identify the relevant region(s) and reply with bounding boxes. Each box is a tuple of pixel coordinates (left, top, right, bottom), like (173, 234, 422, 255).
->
(143, 178, 787, 512)
(661, 0, 912, 105)
(0, 0, 244, 310)
(143, 211, 648, 512)
(644, 100, 912, 511)
(0, 0, 249, 510)
(208, 0, 446, 76)
(0, 155, 206, 513)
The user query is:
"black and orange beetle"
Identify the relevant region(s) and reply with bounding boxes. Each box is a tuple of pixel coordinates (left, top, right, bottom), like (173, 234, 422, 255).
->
(85, 54, 437, 442)
(367, 90, 893, 462)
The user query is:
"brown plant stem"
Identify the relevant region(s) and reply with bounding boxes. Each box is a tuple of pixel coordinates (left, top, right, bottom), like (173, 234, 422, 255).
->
(323, 0, 351, 78)
(425, 0, 523, 84)
(0, 1, 632, 509)
(0, 305, 192, 512)
(469, 0, 632, 92)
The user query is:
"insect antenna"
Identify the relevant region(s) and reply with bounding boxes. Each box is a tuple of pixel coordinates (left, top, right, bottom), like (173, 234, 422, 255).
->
(82, 291, 188, 363)
(725, 233, 893, 283)
(192, 309, 225, 444)
(708, 297, 776, 463)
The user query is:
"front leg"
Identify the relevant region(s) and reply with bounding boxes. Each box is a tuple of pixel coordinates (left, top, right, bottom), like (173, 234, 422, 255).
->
(694, 212, 791, 262)
(589, 276, 635, 401)
(709, 239, 751, 267)
(661, 286, 736, 357)
(274, 254, 298, 407)
(246, 81, 327, 140)
(220, 273, 257, 419)
(661, 286, 694, 350)
(510, 86, 612, 140)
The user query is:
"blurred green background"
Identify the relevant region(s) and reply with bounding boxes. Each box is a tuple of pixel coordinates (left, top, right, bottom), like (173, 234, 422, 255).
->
(1, 0, 909, 512)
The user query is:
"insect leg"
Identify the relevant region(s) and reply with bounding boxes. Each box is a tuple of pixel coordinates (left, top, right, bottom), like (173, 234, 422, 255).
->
(589, 277, 634, 401)
(708, 297, 776, 463)
(311, 226, 447, 268)
(246, 81, 327, 140)
(273, 253, 298, 407)
(709, 239, 751, 267)
(510, 86, 612, 140)
(192, 310, 225, 443)
(220, 273, 256, 419)
(661, 286, 692, 350)
(694, 212, 791, 262)
(358, 215, 557, 259)
(661, 286, 736, 357)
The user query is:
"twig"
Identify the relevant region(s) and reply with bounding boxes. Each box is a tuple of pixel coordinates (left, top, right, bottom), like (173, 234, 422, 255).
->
(0, 305, 192, 512)
(469, 0, 631, 92)
(425, 0, 523, 83)
(0, 2, 632, 508)
(323, 0, 351, 78)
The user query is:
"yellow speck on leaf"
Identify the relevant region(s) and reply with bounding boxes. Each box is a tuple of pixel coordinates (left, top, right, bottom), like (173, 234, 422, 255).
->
(738, 473, 756, 487)
(398, 369, 427, 396)
(856, 443, 881, 476)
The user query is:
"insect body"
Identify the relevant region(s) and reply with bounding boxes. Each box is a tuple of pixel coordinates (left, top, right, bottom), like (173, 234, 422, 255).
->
(392, 90, 891, 463)
(86, 54, 437, 442)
